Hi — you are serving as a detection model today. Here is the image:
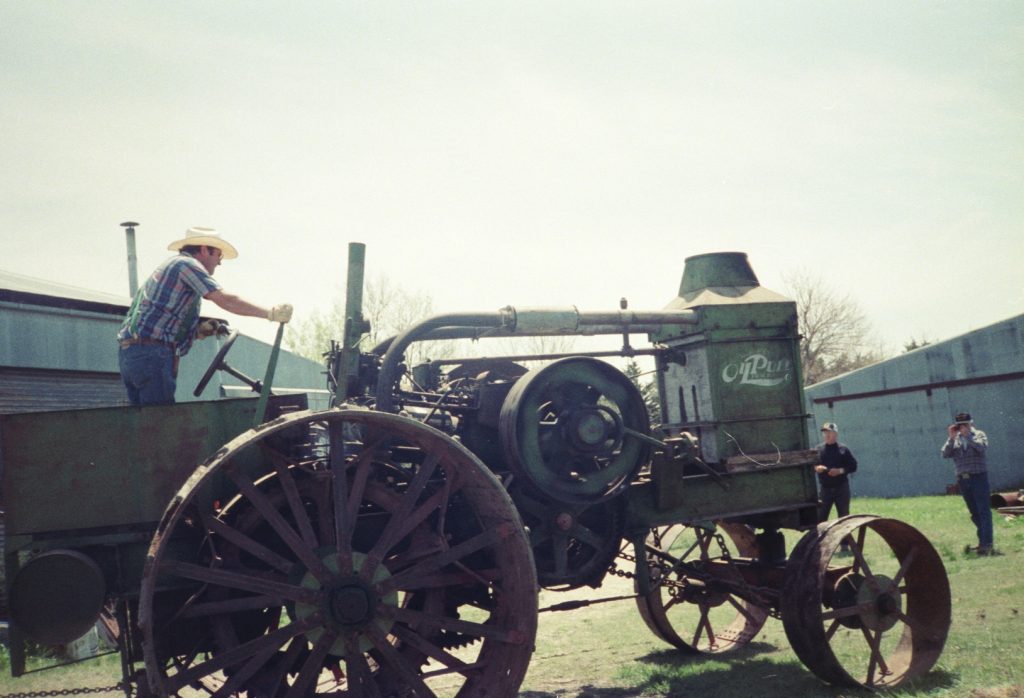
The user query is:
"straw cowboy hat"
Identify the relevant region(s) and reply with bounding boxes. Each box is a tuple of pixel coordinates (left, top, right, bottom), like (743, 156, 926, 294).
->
(167, 226, 239, 259)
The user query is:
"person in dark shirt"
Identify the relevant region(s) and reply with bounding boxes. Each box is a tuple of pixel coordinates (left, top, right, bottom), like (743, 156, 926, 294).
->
(815, 422, 858, 553)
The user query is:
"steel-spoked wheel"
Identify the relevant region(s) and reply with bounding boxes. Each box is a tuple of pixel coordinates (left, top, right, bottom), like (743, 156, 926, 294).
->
(635, 522, 768, 653)
(781, 515, 951, 689)
(139, 409, 537, 697)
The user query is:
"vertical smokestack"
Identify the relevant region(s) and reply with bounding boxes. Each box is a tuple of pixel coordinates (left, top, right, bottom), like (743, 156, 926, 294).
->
(678, 252, 759, 297)
(121, 221, 140, 297)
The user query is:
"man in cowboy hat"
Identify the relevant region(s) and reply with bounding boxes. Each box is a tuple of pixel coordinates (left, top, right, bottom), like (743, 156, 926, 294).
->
(117, 226, 293, 406)
(942, 412, 994, 555)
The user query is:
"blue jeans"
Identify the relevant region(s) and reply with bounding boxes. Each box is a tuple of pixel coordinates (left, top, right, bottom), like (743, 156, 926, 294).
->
(959, 471, 993, 548)
(119, 344, 177, 406)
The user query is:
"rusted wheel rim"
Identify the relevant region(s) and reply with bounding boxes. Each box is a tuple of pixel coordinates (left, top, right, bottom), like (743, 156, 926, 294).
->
(781, 515, 951, 688)
(635, 522, 768, 654)
(139, 409, 538, 697)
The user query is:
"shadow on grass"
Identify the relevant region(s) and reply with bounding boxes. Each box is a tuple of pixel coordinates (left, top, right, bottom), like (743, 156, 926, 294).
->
(520, 647, 958, 698)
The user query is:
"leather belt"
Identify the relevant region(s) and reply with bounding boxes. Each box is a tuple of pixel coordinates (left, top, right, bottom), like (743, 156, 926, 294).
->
(119, 337, 176, 349)
(957, 472, 982, 480)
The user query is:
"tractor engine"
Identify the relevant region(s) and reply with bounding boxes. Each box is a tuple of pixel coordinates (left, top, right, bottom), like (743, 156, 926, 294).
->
(331, 250, 811, 591)
(392, 355, 652, 589)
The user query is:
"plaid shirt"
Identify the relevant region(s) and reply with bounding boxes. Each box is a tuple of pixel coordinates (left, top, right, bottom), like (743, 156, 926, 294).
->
(941, 427, 988, 475)
(118, 253, 221, 356)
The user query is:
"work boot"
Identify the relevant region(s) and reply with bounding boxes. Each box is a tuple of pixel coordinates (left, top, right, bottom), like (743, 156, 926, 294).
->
(976, 545, 994, 556)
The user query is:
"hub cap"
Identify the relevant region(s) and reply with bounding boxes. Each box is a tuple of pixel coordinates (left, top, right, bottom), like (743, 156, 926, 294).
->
(293, 550, 398, 654)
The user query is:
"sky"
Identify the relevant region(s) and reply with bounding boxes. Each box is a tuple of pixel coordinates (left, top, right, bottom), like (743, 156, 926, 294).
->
(2, 2, 1022, 353)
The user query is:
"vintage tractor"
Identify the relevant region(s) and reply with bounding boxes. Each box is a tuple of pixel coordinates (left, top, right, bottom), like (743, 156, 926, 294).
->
(1, 244, 951, 697)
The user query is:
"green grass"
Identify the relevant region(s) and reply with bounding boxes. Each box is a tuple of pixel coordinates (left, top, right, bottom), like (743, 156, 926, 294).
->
(2, 495, 1020, 696)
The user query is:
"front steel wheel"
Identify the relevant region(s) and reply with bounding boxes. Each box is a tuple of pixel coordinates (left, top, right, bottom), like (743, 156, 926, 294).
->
(139, 408, 537, 697)
(781, 515, 950, 689)
(634, 522, 768, 654)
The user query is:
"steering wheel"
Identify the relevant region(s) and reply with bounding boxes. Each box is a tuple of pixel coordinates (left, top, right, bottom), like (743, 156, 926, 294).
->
(193, 330, 239, 397)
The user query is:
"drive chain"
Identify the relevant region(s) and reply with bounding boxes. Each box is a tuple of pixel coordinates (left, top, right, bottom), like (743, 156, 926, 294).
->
(0, 683, 127, 697)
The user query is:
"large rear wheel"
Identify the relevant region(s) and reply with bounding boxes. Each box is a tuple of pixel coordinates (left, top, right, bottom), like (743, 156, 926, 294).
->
(139, 409, 537, 697)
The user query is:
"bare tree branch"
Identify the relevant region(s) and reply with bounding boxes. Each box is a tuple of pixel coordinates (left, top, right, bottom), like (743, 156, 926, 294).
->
(782, 269, 888, 385)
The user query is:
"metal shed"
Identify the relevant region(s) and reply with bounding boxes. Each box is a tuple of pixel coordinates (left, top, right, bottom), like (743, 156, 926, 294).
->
(0, 270, 328, 413)
(805, 313, 1024, 497)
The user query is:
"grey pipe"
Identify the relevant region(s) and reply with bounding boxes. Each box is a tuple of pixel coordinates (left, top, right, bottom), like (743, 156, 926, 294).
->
(373, 306, 698, 412)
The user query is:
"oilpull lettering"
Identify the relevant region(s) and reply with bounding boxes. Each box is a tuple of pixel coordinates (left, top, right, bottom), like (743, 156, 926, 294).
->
(721, 353, 791, 387)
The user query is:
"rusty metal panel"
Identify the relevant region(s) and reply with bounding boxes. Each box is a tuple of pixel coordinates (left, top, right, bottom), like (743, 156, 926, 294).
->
(0, 398, 262, 536)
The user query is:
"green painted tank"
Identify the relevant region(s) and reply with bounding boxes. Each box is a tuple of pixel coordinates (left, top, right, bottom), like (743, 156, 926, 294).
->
(651, 252, 807, 464)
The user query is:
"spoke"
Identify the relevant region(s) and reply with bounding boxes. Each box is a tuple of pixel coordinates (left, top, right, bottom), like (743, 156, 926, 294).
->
(377, 525, 510, 596)
(698, 529, 714, 561)
(392, 483, 460, 547)
(513, 494, 548, 521)
(569, 521, 606, 549)
(892, 546, 917, 586)
(205, 515, 295, 574)
(183, 594, 283, 618)
(159, 560, 320, 605)
(366, 624, 436, 697)
(552, 531, 569, 578)
(390, 623, 469, 673)
(362, 452, 442, 580)
(421, 661, 489, 679)
(645, 532, 699, 573)
(344, 639, 383, 698)
(166, 616, 318, 692)
(821, 602, 872, 621)
(860, 626, 890, 685)
(726, 595, 760, 626)
(893, 609, 935, 641)
(384, 605, 522, 644)
(226, 467, 334, 585)
(344, 439, 381, 534)
(258, 636, 306, 696)
(210, 642, 281, 698)
(824, 618, 842, 641)
(692, 605, 712, 648)
(850, 526, 874, 579)
(380, 539, 445, 573)
(304, 471, 335, 546)
(285, 630, 338, 698)
(270, 458, 319, 551)
(662, 592, 683, 613)
(328, 421, 355, 573)
(529, 525, 553, 547)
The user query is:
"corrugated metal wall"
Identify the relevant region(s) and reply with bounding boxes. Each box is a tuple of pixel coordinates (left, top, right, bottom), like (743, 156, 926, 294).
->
(0, 367, 126, 413)
(805, 314, 1024, 497)
(1, 279, 328, 414)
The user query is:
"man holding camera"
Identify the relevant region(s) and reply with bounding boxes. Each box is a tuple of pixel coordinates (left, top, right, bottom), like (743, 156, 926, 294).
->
(942, 412, 994, 555)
